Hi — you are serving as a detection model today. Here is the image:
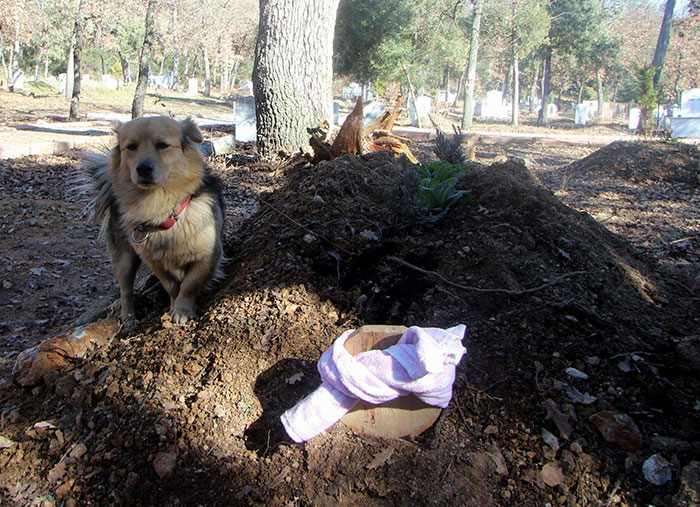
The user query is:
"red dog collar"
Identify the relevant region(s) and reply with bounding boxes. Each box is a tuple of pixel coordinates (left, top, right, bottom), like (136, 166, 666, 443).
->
(131, 195, 192, 243)
(157, 195, 192, 230)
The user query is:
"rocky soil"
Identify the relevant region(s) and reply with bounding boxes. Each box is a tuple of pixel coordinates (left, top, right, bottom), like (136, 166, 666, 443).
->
(1, 137, 699, 505)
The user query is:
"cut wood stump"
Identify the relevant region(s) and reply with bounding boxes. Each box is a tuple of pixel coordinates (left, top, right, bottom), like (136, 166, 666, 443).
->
(340, 325, 442, 439)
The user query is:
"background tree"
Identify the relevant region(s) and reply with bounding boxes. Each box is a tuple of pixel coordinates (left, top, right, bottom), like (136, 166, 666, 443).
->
(253, 0, 339, 157)
(651, 0, 676, 90)
(132, 0, 158, 118)
(69, 0, 85, 120)
(461, 0, 484, 130)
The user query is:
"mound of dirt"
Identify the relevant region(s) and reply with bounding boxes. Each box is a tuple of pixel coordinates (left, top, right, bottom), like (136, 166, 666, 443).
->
(563, 141, 700, 185)
(1, 149, 699, 505)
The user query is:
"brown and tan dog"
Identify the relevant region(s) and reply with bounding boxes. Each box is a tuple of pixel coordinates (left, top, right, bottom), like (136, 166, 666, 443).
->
(83, 116, 224, 324)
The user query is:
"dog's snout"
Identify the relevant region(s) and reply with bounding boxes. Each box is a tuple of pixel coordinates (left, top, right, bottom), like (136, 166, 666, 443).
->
(136, 161, 154, 179)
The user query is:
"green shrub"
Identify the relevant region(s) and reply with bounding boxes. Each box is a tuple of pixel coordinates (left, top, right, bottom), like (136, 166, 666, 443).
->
(414, 161, 470, 222)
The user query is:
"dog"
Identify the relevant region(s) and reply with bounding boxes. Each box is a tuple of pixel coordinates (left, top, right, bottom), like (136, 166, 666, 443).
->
(83, 116, 224, 324)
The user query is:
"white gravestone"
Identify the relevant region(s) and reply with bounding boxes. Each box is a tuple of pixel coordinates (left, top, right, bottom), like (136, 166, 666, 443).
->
(547, 103, 558, 118)
(680, 89, 700, 117)
(232, 96, 256, 142)
(409, 96, 432, 127)
(12, 69, 24, 91)
(342, 82, 363, 101)
(101, 75, 118, 90)
(238, 80, 253, 96)
(628, 108, 641, 130)
(483, 90, 507, 118)
(363, 101, 387, 127)
(187, 78, 199, 95)
(58, 73, 67, 94)
(575, 104, 588, 126)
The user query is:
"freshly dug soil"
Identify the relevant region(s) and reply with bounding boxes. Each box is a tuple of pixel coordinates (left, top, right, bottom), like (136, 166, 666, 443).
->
(1, 140, 699, 505)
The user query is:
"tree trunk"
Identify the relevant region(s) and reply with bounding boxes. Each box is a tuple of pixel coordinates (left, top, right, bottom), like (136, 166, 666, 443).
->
(503, 62, 512, 102)
(69, 0, 85, 121)
(12, 21, 21, 71)
(171, 5, 179, 88)
(528, 60, 540, 114)
(537, 45, 551, 125)
(651, 0, 676, 89)
(132, 0, 157, 119)
(253, 0, 340, 158)
(33, 42, 46, 81)
(577, 79, 585, 104)
(203, 46, 211, 97)
(452, 64, 467, 108)
(183, 49, 189, 78)
(511, 53, 519, 126)
(461, 0, 484, 130)
(44, 55, 48, 79)
(66, 34, 75, 100)
(596, 69, 604, 119)
(229, 59, 239, 91)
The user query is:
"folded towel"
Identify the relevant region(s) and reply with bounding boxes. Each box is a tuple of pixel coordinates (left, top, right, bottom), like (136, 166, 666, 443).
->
(280, 325, 466, 443)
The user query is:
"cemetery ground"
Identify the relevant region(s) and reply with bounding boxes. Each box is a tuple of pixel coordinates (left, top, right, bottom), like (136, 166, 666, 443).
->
(1, 90, 700, 505)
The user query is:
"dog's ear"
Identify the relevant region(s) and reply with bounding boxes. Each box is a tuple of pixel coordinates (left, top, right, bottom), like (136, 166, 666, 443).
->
(180, 118, 203, 145)
(112, 120, 123, 135)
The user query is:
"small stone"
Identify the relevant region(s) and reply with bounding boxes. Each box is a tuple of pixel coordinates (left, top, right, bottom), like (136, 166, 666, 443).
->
(642, 454, 673, 486)
(565, 367, 588, 380)
(153, 451, 177, 478)
(302, 234, 316, 243)
(47, 461, 66, 484)
(484, 424, 498, 435)
(70, 443, 88, 460)
(673, 461, 700, 505)
(55, 479, 74, 499)
(214, 404, 226, 418)
(589, 411, 642, 451)
(0, 434, 16, 449)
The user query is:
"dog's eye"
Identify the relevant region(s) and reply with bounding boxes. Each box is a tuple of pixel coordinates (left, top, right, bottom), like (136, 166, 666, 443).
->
(126, 143, 138, 151)
(155, 142, 169, 150)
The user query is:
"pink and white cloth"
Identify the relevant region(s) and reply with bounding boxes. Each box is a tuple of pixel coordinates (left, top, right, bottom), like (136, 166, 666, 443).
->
(281, 325, 467, 443)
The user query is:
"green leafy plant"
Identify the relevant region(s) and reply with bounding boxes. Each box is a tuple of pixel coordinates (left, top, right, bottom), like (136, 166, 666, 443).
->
(415, 161, 470, 222)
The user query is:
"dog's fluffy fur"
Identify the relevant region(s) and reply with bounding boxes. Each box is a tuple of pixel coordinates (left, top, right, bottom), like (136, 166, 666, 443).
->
(83, 116, 224, 324)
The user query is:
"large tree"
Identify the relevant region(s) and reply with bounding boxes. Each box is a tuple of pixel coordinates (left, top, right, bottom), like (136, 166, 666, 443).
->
(651, 0, 676, 89)
(68, 0, 85, 120)
(461, 0, 484, 130)
(253, 0, 339, 158)
(132, 0, 158, 119)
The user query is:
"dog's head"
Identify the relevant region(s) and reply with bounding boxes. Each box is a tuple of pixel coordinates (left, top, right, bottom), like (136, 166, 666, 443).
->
(110, 116, 205, 191)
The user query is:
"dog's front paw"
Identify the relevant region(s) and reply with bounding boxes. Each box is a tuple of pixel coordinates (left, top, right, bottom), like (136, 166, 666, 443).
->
(121, 314, 139, 328)
(170, 305, 196, 325)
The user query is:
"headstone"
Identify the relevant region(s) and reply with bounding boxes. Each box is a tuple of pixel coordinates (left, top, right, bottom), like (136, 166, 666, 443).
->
(483, 90, 506, 118)
(547, 103, 558, 118)
(187, 78, 199, 96)
(575, 103, 588, 126)
(409, 96, 432, 127)
(333, 101, 340, 126)
(680, 88, 700, 117)
(238, 80, 253, 96)
(628, 108, 641, 130)
(11, 69, 24, 91)
(363, 100, 387, 127)
(583, 100, 598, 120)
(232, 96, 256, 142)
(101, 75, 118, 90)
(342, 82, 363, 101)
(58, 73, 67, 94)
(600, 102, 612, 121)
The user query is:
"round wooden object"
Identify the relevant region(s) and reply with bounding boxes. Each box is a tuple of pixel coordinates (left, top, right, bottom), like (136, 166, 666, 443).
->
(340, 325, 442, 439)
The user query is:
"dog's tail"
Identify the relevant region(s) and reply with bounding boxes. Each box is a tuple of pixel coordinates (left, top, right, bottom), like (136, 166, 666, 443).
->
(76, 152, 115, 234)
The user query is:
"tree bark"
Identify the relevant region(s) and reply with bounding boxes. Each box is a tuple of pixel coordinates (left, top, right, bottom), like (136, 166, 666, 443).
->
(596, 69, 604, 119)
(528, 60, 540, 114)
(461, 0, 484, 131)
(33, 42, 46, 81)
(511, 53, 519, 126)
(253, 0, 340, 158)
(66, 34, 75, 100)
(537, 45, 552, 125)
(203, 46, 211, 97)
(132, 0, 158, 119)
(69, 0, 85, 121)
(651, 0, 676, 89)
(171, 5, 179, 88)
